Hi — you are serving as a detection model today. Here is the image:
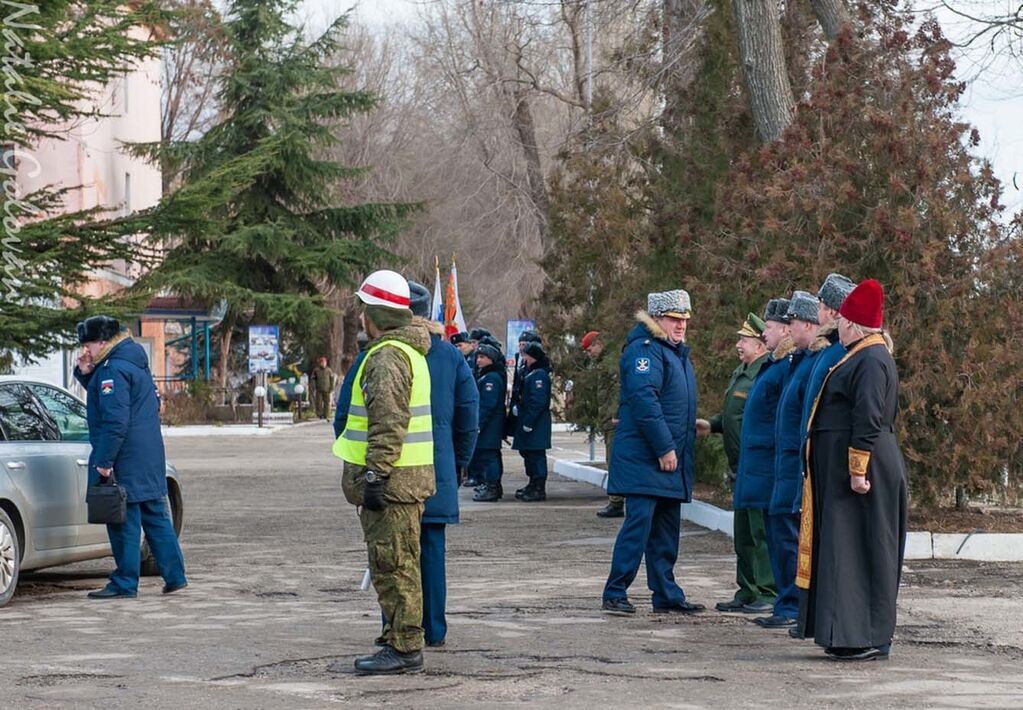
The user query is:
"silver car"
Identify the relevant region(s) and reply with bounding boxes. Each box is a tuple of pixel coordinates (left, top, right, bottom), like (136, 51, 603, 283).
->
(0, 376, 183, 606)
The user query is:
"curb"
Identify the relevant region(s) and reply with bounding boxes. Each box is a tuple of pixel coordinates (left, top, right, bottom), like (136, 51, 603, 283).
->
(552, 457, 1022, 562)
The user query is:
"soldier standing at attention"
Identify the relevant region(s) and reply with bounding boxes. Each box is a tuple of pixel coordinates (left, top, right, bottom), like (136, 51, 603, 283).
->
(310, 356, 336, 419)
(697, 313, 776, 614)
(335, 270, 435, 675)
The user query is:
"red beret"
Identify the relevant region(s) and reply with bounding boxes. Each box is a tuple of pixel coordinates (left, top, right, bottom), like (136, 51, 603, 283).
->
(580, 331, 601, 349)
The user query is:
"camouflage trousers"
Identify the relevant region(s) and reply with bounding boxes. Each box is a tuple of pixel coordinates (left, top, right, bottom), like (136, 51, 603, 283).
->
(360, 502, 425, 653)
(603, 427, 624, 506)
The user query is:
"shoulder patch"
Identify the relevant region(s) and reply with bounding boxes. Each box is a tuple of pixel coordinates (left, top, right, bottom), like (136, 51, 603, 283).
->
(634, 357, 651, 374)
(536, 379, 545, 388)
(485, 382, 494, 391)
(100, 379, 114, 395)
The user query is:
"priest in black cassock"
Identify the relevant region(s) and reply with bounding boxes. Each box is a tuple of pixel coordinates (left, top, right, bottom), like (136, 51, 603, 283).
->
(795, 278, 907, 662)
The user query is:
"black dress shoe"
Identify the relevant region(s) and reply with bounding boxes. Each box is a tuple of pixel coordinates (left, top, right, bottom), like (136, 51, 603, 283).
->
(426, 639, 446, 648)
(715, 598, 750, 612)
(825, 646, 889, 662)
(162, 581, 188, 595)
(652, 600, 706, 614)
(87, 588, 137, 600)
(601, 597, 636, 615)
(788, 626, 803, 639)
(740, 601, 774, 614)
(596, 502, 624, 518)
(753, 615, 797, 628)
(462, 478, 482, 488)
(353, 646, 424, 675)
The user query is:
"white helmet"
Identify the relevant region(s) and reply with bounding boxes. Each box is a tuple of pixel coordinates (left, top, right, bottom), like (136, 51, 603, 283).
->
(357, 270, 411, 310)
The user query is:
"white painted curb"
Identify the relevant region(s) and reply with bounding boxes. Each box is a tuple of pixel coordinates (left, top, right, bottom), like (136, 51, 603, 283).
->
(552, 457, 1022, 562)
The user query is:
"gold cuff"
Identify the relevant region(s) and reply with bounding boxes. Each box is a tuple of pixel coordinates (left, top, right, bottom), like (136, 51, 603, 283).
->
(848, 447, 871, 477)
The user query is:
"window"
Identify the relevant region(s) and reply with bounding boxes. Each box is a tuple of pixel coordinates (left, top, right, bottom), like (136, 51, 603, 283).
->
(0, 385, 60, 442)
(29, 385, 89, 442)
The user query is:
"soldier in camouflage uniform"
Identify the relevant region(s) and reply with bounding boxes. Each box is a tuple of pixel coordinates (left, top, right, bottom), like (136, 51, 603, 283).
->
(334, 271, 435, 676)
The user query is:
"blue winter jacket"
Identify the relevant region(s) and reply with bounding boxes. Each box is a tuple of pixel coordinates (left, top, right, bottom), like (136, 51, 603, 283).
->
(334, 332, 479, 524)
(800, 329, 845, 448)
(512, 357, 552, 451)
(74, 336, 167, 504)
(476, 363, 507, 450)
(607, 314, 697, 502)
(770, 347, 819, 514)
(733, 350, 789, 510)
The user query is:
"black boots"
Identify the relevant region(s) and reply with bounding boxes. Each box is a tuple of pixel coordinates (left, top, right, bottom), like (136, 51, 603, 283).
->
(473, 481, 503, 502)
(596, 500, 625, 518)
(353, 646, 424, 675)
(516, 478, 546, 502)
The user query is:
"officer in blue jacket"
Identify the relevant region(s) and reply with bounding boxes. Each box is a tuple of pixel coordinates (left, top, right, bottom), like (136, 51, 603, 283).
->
(757, 291, 821, 628)
(725, 299, 794, 614)
(73, 316, 186, 600)
(334, 284, 479, 647)
(800, 274, 855, 445)
(471, 343, 507, 502)
(602, 290, 703, 616)
(512, 341, 552, 502)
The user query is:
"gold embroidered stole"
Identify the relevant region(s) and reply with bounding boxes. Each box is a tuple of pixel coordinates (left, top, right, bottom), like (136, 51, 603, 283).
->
(795, 333, 887, 590)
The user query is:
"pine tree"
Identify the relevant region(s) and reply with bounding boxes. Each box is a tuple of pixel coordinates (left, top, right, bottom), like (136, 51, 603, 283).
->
(132, 0, 416, 387)
(1, 2, 168, 362)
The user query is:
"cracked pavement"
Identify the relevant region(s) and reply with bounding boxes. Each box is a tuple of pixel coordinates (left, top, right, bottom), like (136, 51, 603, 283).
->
(3, 424, 1023, 708)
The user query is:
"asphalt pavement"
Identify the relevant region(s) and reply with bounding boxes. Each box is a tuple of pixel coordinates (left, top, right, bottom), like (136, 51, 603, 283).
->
(3, 423, 1023, 708)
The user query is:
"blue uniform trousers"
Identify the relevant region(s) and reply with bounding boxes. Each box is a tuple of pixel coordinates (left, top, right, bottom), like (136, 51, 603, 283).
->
(764, 512, 800, 619)
(470, 449, 503, 484)
(603, 495, 687, 607)
(106, 498, 186, 595)
(420, 523, 447, 645)
(520, 450, 547, 480)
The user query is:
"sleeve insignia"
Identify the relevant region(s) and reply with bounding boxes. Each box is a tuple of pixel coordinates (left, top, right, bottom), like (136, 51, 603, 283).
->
(635, 357, 651, 374)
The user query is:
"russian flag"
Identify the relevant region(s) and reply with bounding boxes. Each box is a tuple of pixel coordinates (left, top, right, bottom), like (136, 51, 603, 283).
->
(432, 262, 444, 323)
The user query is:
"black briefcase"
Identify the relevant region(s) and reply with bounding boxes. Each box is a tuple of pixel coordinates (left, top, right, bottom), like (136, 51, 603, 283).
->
(87, 473, 127, 525)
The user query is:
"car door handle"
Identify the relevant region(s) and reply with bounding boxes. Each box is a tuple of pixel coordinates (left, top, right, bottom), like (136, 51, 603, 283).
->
(5, 461, 26, 470)
(76, 459, 88, 466)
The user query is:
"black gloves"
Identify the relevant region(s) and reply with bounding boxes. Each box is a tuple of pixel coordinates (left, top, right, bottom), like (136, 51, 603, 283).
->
(363, 479, 388, 511)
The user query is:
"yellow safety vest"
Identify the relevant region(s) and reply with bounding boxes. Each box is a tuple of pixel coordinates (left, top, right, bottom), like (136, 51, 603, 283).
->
(333, 338, 433, 467)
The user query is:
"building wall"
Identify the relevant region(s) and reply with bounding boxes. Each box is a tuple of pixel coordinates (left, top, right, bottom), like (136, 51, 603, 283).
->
(13, 32, 163, 389)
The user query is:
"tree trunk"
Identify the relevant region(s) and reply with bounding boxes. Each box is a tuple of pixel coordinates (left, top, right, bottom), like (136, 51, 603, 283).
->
(217, 310, 236, 405)
(511, 90, 550, 251)
(340, 303, 361, 374)
(810, 0, 852, 40)
(661, 0, 710, 134)
(732, 0, 795, 143)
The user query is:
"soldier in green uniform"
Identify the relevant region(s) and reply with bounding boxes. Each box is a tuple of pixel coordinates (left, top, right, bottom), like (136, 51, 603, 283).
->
(335, 270, 435, 676)
(577, 331, 624, 518)
(310, 356, 336, 419)
(697, 313, 776, 613)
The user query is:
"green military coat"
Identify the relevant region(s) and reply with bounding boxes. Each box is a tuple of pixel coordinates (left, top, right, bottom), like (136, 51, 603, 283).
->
(710, 353, 769, 472)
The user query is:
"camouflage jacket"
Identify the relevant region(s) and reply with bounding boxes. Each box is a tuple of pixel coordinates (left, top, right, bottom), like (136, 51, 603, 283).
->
(341, 320, 436, 506)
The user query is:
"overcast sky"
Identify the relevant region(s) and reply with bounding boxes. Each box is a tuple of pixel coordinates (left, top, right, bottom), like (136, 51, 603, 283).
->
(298, 0, 1022, 210)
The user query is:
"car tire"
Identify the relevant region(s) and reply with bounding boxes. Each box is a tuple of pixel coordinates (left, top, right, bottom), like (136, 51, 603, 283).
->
(140, 485, 184, 577)
(0, 508, 21, 608)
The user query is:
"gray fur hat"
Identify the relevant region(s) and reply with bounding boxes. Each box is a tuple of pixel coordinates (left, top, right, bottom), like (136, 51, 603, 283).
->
(787, 290, 820, 324)
(817, 273, 855, 311)
(763, 299, 792, 323)
(647, 289, 692, 319)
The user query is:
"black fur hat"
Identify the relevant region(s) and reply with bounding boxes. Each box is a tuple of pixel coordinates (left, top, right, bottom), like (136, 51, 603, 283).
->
(77, 315, 121, 344)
